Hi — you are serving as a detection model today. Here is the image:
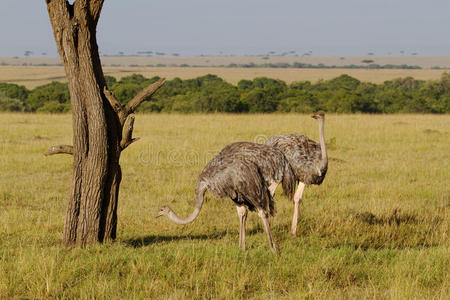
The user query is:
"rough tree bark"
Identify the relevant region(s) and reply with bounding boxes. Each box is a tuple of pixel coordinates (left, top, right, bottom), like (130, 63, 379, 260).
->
(45, 0, 165, 247)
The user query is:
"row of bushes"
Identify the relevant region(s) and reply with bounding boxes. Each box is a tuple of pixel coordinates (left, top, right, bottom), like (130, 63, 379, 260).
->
(1, 73, 449, 113)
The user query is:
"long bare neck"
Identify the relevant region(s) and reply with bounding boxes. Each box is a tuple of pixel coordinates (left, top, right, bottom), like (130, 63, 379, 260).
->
(167, 207, 201, 225)
(165, 185, 206, 225)
(318, 118, 327, 168)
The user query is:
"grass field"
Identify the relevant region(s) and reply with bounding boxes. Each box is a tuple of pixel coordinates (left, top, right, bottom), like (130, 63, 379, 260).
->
(1, 55, 450, 89)
(0, 113, 449, 299)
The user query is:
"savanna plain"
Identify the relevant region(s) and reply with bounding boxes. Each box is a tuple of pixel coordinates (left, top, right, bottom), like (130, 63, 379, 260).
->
(0, 113, 448, 299)
(2, 55, 450, 89)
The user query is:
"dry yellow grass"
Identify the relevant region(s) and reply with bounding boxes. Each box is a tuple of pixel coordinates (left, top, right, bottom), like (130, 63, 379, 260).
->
(0, 65, 448, 89)
(0, 113, 449, 299)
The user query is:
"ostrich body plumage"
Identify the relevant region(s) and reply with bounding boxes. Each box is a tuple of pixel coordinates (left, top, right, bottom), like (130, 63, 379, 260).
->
(198, 152, 273, 215)
(217, 141, 296, 200)
(265, 133, 327, 185)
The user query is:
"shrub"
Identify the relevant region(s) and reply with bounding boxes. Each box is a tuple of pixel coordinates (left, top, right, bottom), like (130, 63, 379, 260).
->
(0, 92, 24, 111)
(36, 101, 71, 113)
(26, 81, 69, 111)
(0, 83, 29, 101)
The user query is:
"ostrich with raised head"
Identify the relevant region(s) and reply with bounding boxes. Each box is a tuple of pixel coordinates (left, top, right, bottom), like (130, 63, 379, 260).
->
(157, 152, 286, 254)
(265, 111, 328, 236)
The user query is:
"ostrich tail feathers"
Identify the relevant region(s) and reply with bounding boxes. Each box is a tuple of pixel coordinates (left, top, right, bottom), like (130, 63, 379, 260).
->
(282, 164, 296, 200)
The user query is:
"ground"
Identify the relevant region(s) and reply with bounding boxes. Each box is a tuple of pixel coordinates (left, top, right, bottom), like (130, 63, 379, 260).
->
(0, 113, 448, 299)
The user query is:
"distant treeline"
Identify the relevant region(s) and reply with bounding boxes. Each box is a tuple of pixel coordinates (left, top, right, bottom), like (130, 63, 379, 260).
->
(1, 73, 449, 113)
(224, 62, 423, 69)
(0, 61, 428, 69)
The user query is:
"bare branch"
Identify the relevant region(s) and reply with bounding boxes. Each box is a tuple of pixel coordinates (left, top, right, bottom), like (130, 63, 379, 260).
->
(103, 87, 122, 113)
(45, 145, 74, 156)
(46, 0, 72, 46)
(103, 87, 126, 123)
(120, 115, 138, 150)
(121, 137, 140, 151)
(72, 0, 104, 28)
(89, 0, 105, 24)
(46, 0, 71, 21)
(124, 78, 165, 115)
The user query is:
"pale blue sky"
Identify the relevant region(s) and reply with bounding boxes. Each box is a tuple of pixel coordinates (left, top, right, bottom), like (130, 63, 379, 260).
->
(0, 0, 449, 56)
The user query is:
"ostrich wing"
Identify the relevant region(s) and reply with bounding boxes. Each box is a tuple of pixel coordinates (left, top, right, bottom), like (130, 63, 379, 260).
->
(199, 153, 273, 215)
(218, 142, 295, 199)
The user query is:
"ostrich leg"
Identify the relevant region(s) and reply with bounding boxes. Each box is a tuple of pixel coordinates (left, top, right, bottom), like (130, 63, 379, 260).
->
(268, 182, 279, 197)
(236, 205, 248, 250)
(258, 208, 279, 255)
(291, 182, 305, 236)
(267, 182, 279, 225)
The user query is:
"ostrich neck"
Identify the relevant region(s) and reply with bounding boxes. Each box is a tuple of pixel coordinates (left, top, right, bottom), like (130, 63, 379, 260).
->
(167, 207, 201, 225)
(318, 119, 328, 167)
(165, 186, 205, 225)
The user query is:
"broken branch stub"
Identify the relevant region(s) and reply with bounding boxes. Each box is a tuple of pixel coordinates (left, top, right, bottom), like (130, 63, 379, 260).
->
(44, 145, 74, 156)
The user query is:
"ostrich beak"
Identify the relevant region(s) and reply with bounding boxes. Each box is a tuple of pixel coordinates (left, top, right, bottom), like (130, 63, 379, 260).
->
(155, 211, 164, 218)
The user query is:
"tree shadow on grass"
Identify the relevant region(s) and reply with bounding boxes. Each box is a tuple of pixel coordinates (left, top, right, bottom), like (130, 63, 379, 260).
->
(123, 224, 276, 248)
(123, 230, 231, 248)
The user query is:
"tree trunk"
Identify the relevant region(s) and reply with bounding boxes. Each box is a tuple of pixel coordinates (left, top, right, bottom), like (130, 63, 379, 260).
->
(45, 0, 165, 246)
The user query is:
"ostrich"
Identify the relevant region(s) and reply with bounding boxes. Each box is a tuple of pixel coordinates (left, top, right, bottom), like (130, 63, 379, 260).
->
(265, 111, 328, 236)
(217, 142, 296, 199)
(156, 152, 283, 254)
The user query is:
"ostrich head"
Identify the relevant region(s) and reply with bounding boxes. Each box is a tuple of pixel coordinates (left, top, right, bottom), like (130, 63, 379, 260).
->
(156, 205, 172, 218)
(311, 111, 325, 120)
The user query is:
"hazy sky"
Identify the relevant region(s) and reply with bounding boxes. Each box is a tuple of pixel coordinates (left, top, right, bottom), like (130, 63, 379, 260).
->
(1, 0, 449, 57)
